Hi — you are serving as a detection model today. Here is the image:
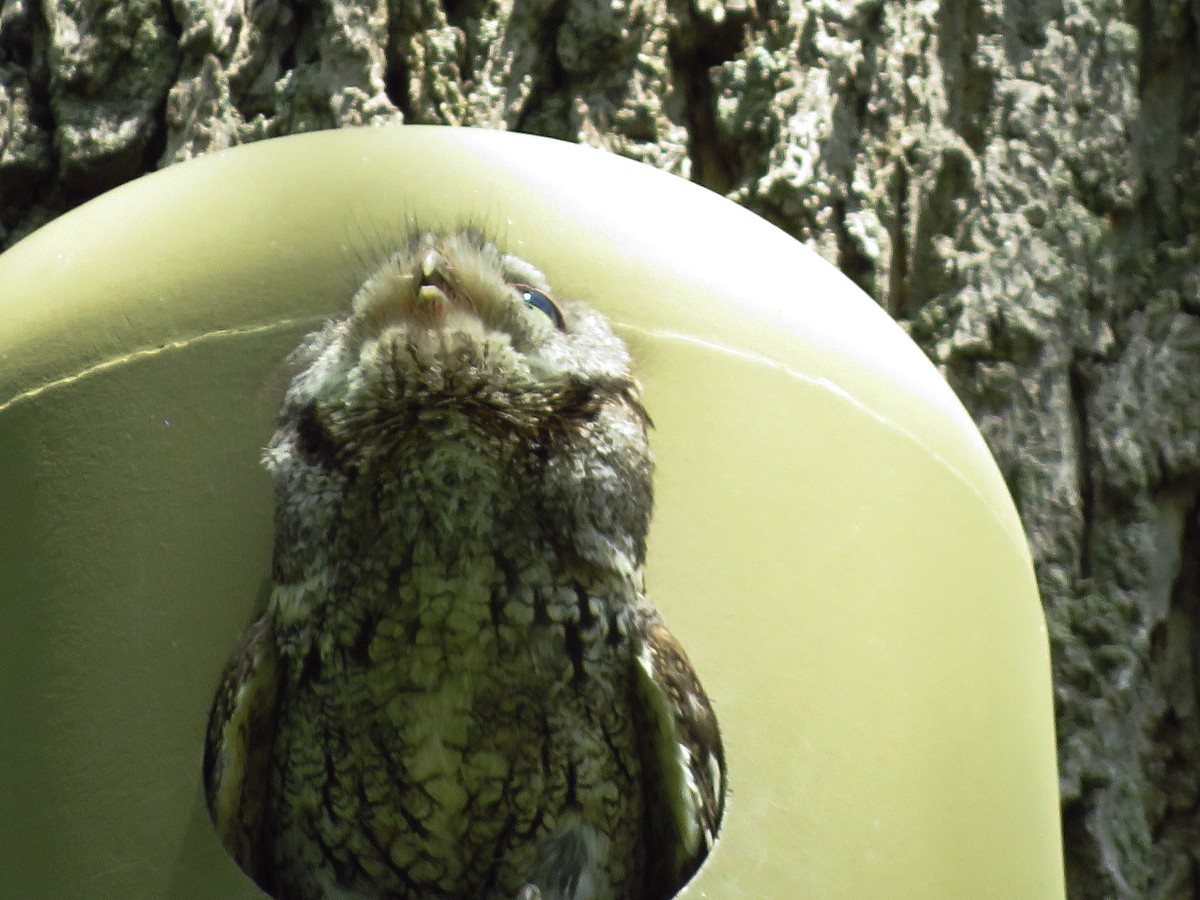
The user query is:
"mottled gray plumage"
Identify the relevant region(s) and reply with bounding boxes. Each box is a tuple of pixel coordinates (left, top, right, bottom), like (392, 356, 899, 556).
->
(203, 230, 725, 900)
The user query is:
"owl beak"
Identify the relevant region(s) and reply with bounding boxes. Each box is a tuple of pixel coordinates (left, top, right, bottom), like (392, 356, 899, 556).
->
(414, 250, 453, 324)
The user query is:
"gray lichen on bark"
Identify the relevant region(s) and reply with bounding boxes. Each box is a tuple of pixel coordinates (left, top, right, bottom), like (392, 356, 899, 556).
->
(2, 0, 1200, 897)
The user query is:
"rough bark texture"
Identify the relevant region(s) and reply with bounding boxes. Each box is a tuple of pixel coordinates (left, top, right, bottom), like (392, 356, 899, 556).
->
(2, 0, 1199, 896)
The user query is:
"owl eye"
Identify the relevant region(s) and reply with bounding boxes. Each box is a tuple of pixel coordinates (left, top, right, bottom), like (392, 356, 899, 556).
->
(517, 285, 565, 330)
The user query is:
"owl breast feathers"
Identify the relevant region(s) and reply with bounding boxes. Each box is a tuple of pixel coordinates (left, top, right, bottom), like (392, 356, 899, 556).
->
(203, 229, 725, 900)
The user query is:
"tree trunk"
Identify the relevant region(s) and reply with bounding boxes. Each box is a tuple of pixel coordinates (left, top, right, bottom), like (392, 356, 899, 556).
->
(3, 0, 1199, 896)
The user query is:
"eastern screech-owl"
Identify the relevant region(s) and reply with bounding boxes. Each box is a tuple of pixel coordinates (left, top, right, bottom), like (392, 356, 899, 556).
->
(203, 229, 725, 900)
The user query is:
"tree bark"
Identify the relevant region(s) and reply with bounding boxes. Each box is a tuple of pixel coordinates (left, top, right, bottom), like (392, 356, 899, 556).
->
(3, 0, 1199, 896)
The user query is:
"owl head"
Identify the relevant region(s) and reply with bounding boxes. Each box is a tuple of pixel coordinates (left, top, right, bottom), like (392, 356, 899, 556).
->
(267, 229, 655, 568)
(281, 229, 637, 410)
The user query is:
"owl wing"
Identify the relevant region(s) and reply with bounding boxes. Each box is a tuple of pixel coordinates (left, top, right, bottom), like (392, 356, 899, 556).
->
(632, 616, 727, 899)
(202, 615, 282, 886)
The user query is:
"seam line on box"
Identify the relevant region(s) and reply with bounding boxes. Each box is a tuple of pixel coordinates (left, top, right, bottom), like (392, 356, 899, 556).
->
(0, 317, 325, 413)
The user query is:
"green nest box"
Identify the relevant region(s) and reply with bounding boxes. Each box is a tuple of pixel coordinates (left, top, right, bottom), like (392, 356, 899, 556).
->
(0, 127, 1065, 898)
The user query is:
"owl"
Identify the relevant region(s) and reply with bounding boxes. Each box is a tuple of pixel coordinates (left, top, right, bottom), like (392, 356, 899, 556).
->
(203, 229, 725, 900)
